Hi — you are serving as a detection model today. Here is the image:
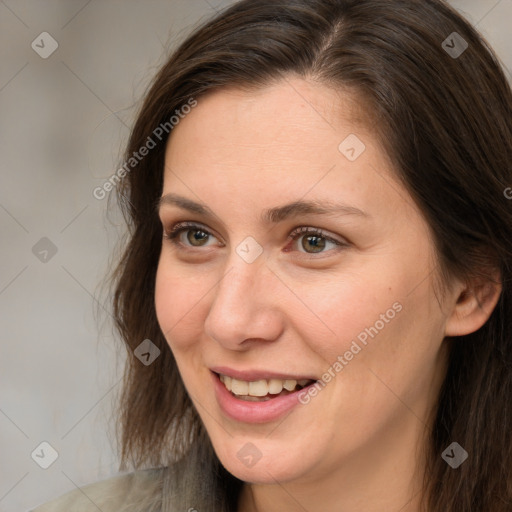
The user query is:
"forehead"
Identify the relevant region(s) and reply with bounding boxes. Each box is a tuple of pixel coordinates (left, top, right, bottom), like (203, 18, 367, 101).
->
(166, 78, 371, 154)
(163, 78, 387, 179)
(160, 77, 410, 227)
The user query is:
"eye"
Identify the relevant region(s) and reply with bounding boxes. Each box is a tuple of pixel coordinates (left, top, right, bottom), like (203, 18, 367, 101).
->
(163, 222, 347, 255)
(163, 222, 221, 248)
(286, 226, 347, 254)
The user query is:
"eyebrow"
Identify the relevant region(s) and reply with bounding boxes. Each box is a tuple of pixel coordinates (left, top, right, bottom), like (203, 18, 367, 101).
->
(157, 193, 369, 223)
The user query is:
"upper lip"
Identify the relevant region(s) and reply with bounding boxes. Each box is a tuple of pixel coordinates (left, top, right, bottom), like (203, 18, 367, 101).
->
(210, 366, 318, 382)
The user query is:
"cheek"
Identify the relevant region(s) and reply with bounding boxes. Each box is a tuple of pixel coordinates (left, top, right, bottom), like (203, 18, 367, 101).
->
(301, 261, 441, 394)
(154, 257, 208, 350)
(293, 266, 398, 356)
(323, 279, 444, 421)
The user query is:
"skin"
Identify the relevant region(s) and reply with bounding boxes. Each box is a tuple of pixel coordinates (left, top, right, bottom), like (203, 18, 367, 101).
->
(154, 76, 501, 512)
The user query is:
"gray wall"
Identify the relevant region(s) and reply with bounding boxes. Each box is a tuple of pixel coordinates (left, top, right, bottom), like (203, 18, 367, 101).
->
(0, 1, 510, 511)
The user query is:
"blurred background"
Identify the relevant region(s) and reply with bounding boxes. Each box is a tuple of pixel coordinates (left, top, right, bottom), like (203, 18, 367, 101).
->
(0, 1, 510, 511)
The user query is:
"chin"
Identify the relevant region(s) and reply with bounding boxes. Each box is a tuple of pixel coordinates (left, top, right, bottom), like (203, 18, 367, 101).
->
(211, 434, 314, 485)
(222, 457, 301, 485)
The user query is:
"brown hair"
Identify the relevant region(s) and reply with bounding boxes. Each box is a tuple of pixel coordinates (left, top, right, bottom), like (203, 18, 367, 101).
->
(110, 0, 512, 510)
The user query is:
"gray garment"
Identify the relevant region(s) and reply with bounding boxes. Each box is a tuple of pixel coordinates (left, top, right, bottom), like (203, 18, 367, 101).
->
(30, 468, 165, 512)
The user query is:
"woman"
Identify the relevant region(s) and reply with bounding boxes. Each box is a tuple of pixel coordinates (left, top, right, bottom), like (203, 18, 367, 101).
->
(33, 0, 512, 510)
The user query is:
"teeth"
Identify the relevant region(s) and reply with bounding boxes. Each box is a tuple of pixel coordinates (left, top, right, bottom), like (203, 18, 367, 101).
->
(222, 375, 232, 391)
(249, 380, 269, 397)
(230, 378, 248, 395)
(219, 374, 313, 397)
(268, 378, 284, 394)
(239, 394, 272, 402)
(283, 379, 297, 391)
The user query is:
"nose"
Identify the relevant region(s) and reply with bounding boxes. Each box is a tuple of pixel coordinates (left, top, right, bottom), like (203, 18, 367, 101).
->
(203, 252, 284, 350)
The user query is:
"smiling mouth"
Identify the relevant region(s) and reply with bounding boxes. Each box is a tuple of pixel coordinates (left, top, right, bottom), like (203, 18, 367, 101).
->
(216, 373, 316, 402)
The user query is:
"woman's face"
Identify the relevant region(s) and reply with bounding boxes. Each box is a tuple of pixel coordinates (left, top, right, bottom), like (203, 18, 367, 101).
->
(155, 77, 452, 486)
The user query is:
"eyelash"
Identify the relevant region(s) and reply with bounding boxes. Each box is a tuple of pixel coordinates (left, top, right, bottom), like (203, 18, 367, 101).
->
(163, 221, 347, 255)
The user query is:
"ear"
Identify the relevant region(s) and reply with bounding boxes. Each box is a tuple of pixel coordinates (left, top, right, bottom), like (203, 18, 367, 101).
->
(444, 272, 502, 337)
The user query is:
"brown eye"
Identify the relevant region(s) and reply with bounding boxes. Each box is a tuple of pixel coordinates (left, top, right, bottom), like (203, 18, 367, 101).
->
(164, 222, 220, 249)
(301, 235, 327, 253)
(288, 226, 347, 255)
(186, 229, 210, 246)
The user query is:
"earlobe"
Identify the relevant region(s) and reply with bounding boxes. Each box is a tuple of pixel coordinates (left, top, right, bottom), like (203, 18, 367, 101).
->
(444, 276, 502, 337)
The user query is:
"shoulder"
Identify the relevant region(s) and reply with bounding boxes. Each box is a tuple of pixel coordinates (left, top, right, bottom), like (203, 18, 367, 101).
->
(31, 467, 164, 512)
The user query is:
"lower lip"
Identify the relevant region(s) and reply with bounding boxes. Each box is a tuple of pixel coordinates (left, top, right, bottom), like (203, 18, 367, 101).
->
(211, 371, 316, 424)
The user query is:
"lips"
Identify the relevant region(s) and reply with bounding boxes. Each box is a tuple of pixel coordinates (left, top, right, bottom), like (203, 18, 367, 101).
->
(211, 367, 316, 423)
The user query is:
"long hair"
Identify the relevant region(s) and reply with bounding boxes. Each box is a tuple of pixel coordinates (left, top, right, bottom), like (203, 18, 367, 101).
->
(110, 1, 512, 510)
